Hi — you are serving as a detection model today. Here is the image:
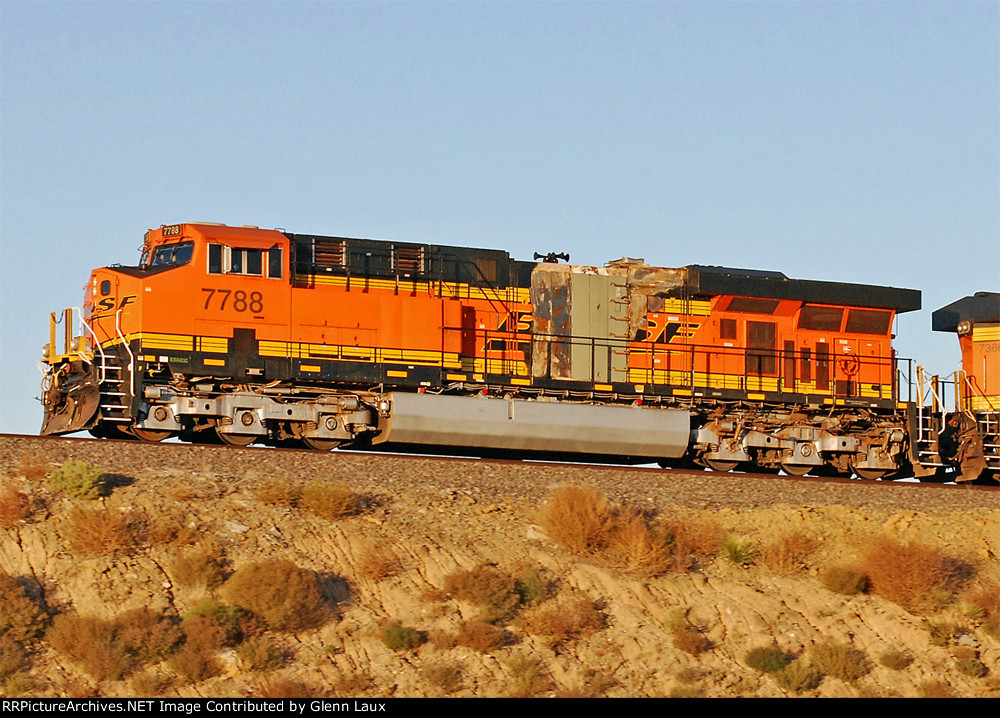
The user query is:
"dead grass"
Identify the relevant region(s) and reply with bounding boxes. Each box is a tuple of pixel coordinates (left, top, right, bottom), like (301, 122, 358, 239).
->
(537, 485, 720, 575)
(665, 609, 712, 656)
(145, 505, 201, 547)
(16, 459, 52, 482)
(861, 536, 975, 613)
(761, 531, 817, 574)
(517, 596, 605, 645)
(505, 655, 552, 697)
(169, 543, 228, 589)
(819, 565, 870, 595)
(255, 677, 316, 698)
(536, 484, 614, 555)
(0, 572, 50, 643)
(47, 609, 182, 682)
(219, 560, 330, 632)
(0, 484, 33, 528)
(421, 662, 463, 695)
(444, 565, 522, 624)
(355, 544, 402, 581)
(454, 619, 507, 653)
(299, 481, 362, 519)
(808, 640, 870, 683)
(62, 505, 142, 556)
(166, 617, 228, 683)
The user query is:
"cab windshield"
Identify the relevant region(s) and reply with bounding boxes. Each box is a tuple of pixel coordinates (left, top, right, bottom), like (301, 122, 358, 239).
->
(145, 241, 194, 268)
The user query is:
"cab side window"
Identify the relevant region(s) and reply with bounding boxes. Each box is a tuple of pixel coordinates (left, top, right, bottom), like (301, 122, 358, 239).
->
(208, 244, 283, 279)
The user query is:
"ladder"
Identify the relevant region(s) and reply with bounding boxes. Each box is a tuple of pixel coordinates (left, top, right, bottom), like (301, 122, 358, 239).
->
(97, 353, 131, 424)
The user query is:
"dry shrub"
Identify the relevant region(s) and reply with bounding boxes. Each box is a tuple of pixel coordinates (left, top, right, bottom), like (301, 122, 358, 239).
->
(422, 662, 463, 695)
(604, 508, 673, 576)
(455, 619, 507, 653)
(878, 648, 913, 670)
(16, 459, 51, 481)
(256, 677, 315, 698)
(0, 572, 49, 643)
(774, 659, 823, 694)
(146, 506, 201, 547)
(63, 505, 141, 556)
(254, 477, 303, 507)
(298, 481, 361, 519)
(169, 543, 228, 589)
(444, 565, 522, 624)
(166, 617, 227, 683)
(809, 641, 870, 683)
(236, 635, 287, 672)
(537, 485, 718, 575)
(920, 680, 957, 698)
(820, 566, 870, 595)
(355, 545, 401, 581)
(536, 484, 614, 555)
(667, 514, 724, 562)
(329, 672, 374, 697)
(47, 609, 182, 682)
(505, 656, 552, 697)
(0, 636, 28, 678)
(952, 647, 989, 678)
(861, 536, 974, 613)
(518, 597, 605, 645)
(665, 608, 711, 655)
(219, 560, 329, 632)
(761, 531, 817, 574)
(0, 484, 33, 527)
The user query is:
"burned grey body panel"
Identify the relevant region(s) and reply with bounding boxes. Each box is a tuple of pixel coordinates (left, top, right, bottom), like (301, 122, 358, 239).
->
(376, 392, 690, 458)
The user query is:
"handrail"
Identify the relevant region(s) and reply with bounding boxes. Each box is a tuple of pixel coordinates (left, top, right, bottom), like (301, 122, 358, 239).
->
(115, 307, 136, 398)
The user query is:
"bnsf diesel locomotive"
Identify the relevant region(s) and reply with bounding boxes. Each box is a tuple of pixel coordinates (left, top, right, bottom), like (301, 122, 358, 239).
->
(39, 222, 998, 482)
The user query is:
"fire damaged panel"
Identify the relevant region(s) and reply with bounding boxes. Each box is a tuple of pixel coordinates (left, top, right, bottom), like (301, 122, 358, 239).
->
(531, 264, 572, 379)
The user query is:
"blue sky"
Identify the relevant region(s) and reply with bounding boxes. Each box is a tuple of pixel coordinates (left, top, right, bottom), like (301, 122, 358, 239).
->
(1, 1, 997, 434)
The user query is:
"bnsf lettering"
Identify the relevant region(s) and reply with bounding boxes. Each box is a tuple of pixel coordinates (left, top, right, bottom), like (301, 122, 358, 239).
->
(94, 295, 136, 314)
(202, 288, 264, 313)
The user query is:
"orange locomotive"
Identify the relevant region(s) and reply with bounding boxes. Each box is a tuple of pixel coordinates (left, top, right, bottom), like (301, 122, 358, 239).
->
(37, 222, 994, 481)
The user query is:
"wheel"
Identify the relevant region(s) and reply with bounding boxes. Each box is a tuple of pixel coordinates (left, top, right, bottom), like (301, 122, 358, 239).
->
(302, 437, 341, 451)
(215, 429, 256, 446)
(703, 458, 739, 472)
(853, 467, 887, 480)
(130, 427, 172, 442)
(780, 463, 812, 476)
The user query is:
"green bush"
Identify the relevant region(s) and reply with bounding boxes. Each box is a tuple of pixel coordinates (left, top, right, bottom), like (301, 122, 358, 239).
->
(48, 460, 106, 499)
(745, 646, 793, 673)
(382, 622, 424, 652)
(722, 536, 758, 567)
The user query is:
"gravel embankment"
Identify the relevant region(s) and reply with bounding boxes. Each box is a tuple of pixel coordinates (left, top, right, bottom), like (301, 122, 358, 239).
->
(1, 433, 995, 514)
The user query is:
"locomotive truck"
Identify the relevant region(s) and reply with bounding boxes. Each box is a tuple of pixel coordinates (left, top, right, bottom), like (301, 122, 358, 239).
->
(38, 222, 997, 481)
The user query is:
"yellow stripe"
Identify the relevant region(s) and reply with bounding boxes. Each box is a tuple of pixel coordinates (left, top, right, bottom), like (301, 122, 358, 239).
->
(510, 378, 531, 386)
(594, 383, 613, 391)
(447, 373, 467, 381)
(973, 325, 1000, 342)
(204, 358, 226, 367)
(301, 365, 321, 372)
(387, 370, 408, 378)
(747, 393, 765, 400)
